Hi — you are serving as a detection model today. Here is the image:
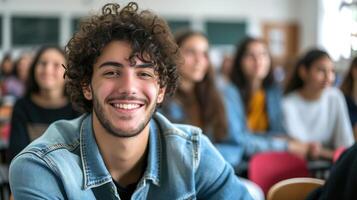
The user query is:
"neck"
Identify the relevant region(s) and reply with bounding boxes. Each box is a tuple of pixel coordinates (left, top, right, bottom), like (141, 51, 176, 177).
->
(180, 78, 195, 93)
(93, 116, 150, 187)
(250, 78, 262, 93)
(298, 86, 323, 101)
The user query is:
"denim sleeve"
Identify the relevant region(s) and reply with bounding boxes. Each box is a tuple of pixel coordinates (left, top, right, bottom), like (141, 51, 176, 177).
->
(10, 152, 66, 199)
(195, 135, 253, 200)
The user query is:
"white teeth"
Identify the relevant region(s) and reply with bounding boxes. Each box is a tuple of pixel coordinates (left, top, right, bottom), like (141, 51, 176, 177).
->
(113, 103, 140, 109)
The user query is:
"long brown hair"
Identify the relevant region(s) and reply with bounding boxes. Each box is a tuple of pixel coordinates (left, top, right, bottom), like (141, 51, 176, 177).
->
(230, 37, 274, 112)
(340, 56, 357, 97)
(174, 30, 228, 142)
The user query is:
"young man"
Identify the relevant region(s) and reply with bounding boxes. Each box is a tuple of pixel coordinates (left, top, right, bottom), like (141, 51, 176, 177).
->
(9, 2, 253, 199)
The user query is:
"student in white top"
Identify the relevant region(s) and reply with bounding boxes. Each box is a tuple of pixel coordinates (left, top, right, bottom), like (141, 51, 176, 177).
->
(283, 49, 354, 160)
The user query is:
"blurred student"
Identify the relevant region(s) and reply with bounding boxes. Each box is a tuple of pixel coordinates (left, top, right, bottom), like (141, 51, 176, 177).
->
(228, 37, 309, 159)
(0, 53, 14, 80)
(8, 46, 79, 162)
(160, 30, 264, 200)
(340, 56, 357, 139)
(283, 49, 354, 160)
(2, 52, 33, 98)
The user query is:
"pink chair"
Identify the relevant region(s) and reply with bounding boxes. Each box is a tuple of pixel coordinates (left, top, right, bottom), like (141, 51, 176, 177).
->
(248, 152, 310, 195)
(332, 146, 346, 163)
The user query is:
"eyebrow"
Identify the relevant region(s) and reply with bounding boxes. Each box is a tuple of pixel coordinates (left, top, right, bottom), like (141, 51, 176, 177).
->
(99, 61, 154, 69)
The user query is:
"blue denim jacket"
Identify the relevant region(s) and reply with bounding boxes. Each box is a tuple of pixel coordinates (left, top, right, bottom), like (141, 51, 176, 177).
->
(160, 80, 287, 167)
(9, 113, 252, 200)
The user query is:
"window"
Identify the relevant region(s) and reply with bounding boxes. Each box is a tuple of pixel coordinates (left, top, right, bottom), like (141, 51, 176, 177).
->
(206, 21, 246, 45)
(11, 16, 59, 46)
(72, 17, 82, 34)
(167, 20, 190, 34)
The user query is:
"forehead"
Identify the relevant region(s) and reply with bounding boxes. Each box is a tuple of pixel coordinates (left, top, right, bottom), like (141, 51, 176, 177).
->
(247, 41, 266, 52)
(311, 56, 333, 69)
(94, 40, 151, 68)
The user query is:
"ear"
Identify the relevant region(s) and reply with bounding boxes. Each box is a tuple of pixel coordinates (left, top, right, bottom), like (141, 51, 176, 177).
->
(157, 87, 166, 104)
(298, 65, 307, 81)
(82, 84, 93, 100)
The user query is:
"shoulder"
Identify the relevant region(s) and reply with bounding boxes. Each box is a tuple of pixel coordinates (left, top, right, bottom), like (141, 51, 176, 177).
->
(12, 97, 32, 116)
(154, 112, 202, 141)
(325, 87, 344, 99)
(283, 91, 299, 104)
(13, 97, 30, 108)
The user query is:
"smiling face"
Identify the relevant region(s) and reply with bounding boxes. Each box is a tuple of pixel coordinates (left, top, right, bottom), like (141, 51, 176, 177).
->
(34, 49, 66, 92)
(178, 34, 210, 84)
(83, 40, 165, 138)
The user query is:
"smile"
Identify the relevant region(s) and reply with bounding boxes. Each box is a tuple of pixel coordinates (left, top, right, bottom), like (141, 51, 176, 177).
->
(111, 103, 142, 110)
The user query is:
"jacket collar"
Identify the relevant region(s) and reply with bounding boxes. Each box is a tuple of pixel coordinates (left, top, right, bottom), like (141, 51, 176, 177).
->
(80, 113, 163, 190)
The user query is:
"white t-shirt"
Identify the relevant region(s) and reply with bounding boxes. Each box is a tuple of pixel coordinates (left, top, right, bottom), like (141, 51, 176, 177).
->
(282, 87, 354, 149)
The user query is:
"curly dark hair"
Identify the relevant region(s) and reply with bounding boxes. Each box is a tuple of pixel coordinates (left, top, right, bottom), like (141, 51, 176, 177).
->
(65, 2, 180, 113)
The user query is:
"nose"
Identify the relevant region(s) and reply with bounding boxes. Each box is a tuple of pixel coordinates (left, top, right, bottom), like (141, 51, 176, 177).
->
(117, 70, 138, 95)
(194, 52, 206, 65)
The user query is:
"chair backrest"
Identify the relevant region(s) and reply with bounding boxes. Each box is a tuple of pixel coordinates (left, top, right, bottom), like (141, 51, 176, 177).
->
(267, 177, 325, 200)
(248, 152, 310, 194)
(333, 146, 346, 163)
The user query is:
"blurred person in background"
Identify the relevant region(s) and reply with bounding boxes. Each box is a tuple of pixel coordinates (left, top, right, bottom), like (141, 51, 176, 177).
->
(160, 30, 264, 200)
(228, 37, 309, 160)
(283, 49, 354, 160)
(2, 52, 33, 99)
(7, 46, 79, 162)
(340, 56, 357, 140)
(0, 53, 14, 82)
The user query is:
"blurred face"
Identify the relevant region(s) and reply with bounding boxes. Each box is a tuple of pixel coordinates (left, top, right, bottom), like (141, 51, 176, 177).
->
(301, 56, 335, 91)
(241, 41, 271, 81)
(179, 34, 210, 83)
(17, 54, 32, 81)
(83, 40, 165, 138)
(35, 49, 66, 91)
(2, 58, 14, 75)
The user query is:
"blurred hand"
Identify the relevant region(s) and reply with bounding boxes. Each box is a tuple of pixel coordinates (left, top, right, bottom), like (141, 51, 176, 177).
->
(287, 140, 310, 159)
(308, 142, 322, 160)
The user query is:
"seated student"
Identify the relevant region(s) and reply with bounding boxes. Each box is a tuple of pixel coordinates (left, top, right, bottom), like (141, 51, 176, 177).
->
(9, 3, 253, 199)
(227, 37, 309, 159)
(283, 49, 354, 160)
(340, 56, 357, 139)
(159, 30, 264, 200)
(306, 143, 357, 200)
(7, 46, 79, 162)
(2, 52, 32, 98)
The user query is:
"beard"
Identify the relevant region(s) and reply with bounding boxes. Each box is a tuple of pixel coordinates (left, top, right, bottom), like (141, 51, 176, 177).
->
(92, 92, 157, 138)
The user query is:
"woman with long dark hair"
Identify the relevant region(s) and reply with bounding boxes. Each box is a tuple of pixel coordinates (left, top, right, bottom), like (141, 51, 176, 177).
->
(8, 46, 79, 162)
(160, 30, 264, 200)
(283, 49, 354, 160)
(229, 37, 309, 159)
